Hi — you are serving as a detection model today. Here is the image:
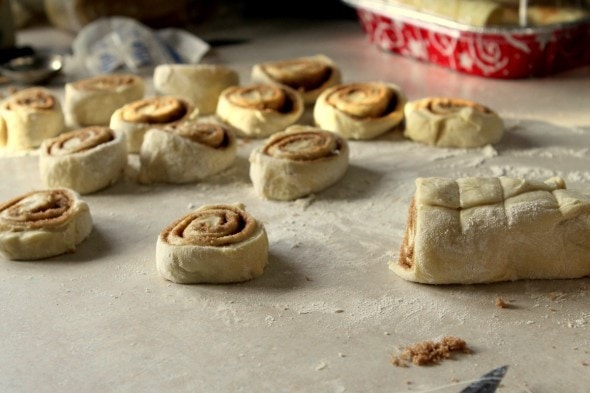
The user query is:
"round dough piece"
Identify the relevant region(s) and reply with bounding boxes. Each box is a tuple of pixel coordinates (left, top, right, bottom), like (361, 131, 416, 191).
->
(64, 74, 145, 127)
(110, 96, 194, 153)
(0, 188, 93, 260)
(139, 120, 237, 184)
(313, 81, 406, 140)
(153, 64, 239, 115)
(249, 125, 349, 201)
(251, 54, 341, 105)
(403, 97, 504, 148)
(39, 126, 127, 194)
(156, 203, 269, 284)
(0, 87, 65, 151)
(216, 83, 304, 138)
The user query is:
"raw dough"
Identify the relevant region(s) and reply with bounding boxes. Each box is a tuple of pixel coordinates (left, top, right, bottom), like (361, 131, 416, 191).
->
(403, 97, 504, 148)
(39, 126, 127, 194)
(110, 96, 195, 153)
(249, 125, 349, 201)
(313, 81, 406, 140)
(391, 176, 590, 284)
(153, 64, 239, 115)
(216, 83, 304, 138)
(0, 188, 93, 260)
(156, 203, 269, 284)
(0, 87, 65, 151)
(251, 54, 341, 105)
(64, 74, 145, 127)
(138, 120, 237, 184)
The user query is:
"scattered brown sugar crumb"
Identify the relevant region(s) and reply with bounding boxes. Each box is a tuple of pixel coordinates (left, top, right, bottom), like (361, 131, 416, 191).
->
(582, 360, 588, 367)
(391, 336, 470, 367)
(548, 292, 567, 302)
(495, 297, 511, 308)
(304, 275, 313, 282)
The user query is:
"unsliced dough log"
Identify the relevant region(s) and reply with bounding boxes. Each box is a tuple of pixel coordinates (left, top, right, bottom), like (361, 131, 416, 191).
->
(153, 64, 239, 115)
(249, 125, 349, 200)
(392, 176, 590, 284)
(139, 120, 237, 184)
(39, 126, 127, 194)
(313, 81, 406, 140)
(251, 54, 341, 105)
(64, 74, 145, 127)
(110, 96, 194, 153)
(0, 87, 65, 151)
(403, 97, 504, 148)
(156, 204, 269, 284)
(216, 83, 304, 138)
(0, 188, 93, 260)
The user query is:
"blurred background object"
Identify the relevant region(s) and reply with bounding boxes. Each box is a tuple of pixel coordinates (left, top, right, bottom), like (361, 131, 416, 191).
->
(1, 0, 16, 48)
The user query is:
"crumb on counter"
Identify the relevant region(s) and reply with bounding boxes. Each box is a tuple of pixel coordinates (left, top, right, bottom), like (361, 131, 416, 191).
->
(495, 297, 510, 308)
(391, 336, 470, 367)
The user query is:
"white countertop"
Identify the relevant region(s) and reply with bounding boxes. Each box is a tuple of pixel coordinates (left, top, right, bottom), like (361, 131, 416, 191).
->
(2, 18, 590, 392)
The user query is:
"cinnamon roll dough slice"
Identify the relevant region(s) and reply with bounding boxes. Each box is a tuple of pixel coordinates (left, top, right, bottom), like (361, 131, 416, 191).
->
(313, 81, 406, 140)
(110, 96, 194, 153)
(216, 83, 304, 138)
(251, 54, 341, 105)
(138, 120, 237, 184)
(153, 64, 239, 115)
(249, 125, 349, 201)
(0, 188, 93, 260)
(0, 87, 65, 151)
(64, 74, 145, 127)
(404, 97, 504, 148)
(39, 126, 127, 194)
(391, 176, 590, 284)
(156, 203, 269, 284)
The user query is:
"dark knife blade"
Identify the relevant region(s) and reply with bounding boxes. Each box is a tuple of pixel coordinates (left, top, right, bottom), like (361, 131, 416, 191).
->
(460, 365, 509, 393)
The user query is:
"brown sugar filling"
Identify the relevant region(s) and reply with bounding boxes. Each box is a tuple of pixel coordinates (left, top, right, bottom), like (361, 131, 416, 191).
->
(398, 197, 416, 270)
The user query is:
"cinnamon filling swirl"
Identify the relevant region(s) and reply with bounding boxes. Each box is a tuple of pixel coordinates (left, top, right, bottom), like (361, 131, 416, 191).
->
(121, 97, 189, 123)
(74, 74, 139, 91)
(398, 197, 417, 270)
(162, 205, 257, 247)
(0, 189, 75, 229)
(46, 127, 114, 156)
(164, 122, 229, 148)
(326, 83, 398, 118)
(226, 85, 294, 114)
(263, 60, 332, 91)
(6, 88, 56, 111)
(263, 130, 341, 161)
(417, 98, 492, 115)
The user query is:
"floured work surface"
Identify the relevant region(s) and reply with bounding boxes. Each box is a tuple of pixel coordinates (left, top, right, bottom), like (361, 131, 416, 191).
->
(2, 116, 589, 391)
(2, 21, 590, 393)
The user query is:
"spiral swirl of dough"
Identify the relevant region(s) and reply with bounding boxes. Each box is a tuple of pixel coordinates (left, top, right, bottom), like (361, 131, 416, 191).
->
(121, 96, 189, 124)
(6, 88, 56, 111)
(225, 84, 290, 112)
(164, 122, 229, 148)
(0, 189, 77, 229)
(415, 97, 492, 115)
(73, 74, 141, 91)
(46, 126, 115, 156)
(325, 83, 397, 118)
(262, 59, 332, 91)
(263, 128, 341, 161)
(162, 204, 258, 247)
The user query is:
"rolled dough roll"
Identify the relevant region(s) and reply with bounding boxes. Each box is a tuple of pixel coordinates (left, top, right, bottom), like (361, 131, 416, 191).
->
(0, 188, 93, 260)
(39, 126, 127, 194)
(110, 96, 195, 153)
(251, 54, 341, 105)
(249, 125, 349, 201)
(64, 74, 145, 127)
(0, 87, 65, 151)
(391, 176, 590, 284)
(156, 203, 269, 284)
(313, 81, 406, 140)
(138, 120, 237, 184)
(404, 97, 504, 148)
(153, 64, 239, 115)
(216, 83, 304, 138)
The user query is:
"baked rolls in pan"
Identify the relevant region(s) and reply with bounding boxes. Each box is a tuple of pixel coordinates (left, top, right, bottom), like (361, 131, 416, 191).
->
(392, 176, 590, 284)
